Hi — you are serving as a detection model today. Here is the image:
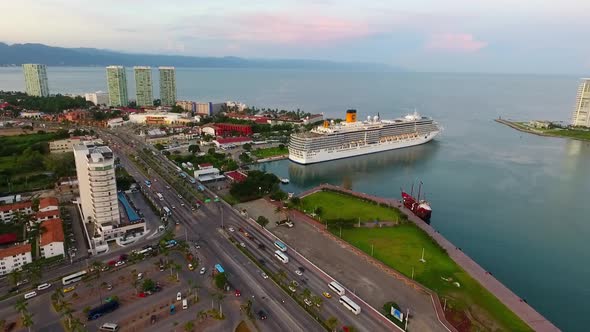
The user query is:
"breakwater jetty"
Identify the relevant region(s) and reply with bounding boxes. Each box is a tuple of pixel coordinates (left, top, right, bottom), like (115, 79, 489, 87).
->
(299, 183, 560, 332)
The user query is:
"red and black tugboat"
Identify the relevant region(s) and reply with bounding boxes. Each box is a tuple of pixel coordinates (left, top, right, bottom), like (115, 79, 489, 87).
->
(401, 182, 432, 222)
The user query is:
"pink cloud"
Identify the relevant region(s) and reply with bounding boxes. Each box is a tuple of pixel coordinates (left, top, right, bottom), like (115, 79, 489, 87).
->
(425, 33, 487, 52)
(228, 13, 375, 45)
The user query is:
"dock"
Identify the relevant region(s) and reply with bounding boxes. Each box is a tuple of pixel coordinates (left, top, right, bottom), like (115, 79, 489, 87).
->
(298, 183, 560, 332)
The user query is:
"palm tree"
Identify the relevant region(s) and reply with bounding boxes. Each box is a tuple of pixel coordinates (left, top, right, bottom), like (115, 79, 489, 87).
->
(28, 222, 46, 258)
(325, 316, 339, 332)
(69, 317, 86, 332)
(184, 320, 194, 332)
(312, 295, 323, 309)
(11, 211, 35, 240)
(14, 298, 33, 332)
(90, 260, 104, 277)
(276, 269, 288, 285)
(21, 312, 34, 332)
(173, 263, 182, 281)
(23, 263, 42, 287)
(51, 288, 64, 310)
(60, 303, 74, 329)
(8, 269, 21, 288)
(302, 288, 311, 300)
(215, 292, 226, 318)
(240, 299, 253, 319)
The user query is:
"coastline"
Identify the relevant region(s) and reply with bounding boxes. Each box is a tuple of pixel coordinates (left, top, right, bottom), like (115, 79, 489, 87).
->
(297, 184, 559, 332)
(495, 118, 590, 142)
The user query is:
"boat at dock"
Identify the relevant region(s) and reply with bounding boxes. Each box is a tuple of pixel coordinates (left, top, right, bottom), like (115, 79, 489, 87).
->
(280, 178, 290, 184)
(401, 182, 432, 222)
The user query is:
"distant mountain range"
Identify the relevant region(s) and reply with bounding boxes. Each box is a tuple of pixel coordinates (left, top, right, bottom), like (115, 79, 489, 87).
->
(0, 42, 396, 71)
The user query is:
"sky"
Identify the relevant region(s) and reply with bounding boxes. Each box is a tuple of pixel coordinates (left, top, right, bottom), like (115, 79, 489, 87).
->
(2, 0, 590, 74)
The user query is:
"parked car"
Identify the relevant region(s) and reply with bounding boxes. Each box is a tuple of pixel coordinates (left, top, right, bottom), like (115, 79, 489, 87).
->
(228, 227, 235, 232)
(235, 289, 241, 297)
(295, 269, 303, 276)
(199, 267, 206, 275)
(37, 283, 51, 291)
(188, 263, 195, 271)
(261, 272, 269, 279)
(176, 292, 182, 301)
(63, 286, 75, 293)
(137, 273, 143, 280)
(304, 298, 312, 306)
(322, 292, 332, 299)
(257, 310, 267, 320)
(115, 261, 125, 267)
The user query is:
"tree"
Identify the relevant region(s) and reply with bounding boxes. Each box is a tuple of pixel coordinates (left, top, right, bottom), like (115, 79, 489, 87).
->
(23, 262, 42, 286)
(276, 269, 288, 285)
(302, 288, 311, 299)
(207, 147, 216, 155)
(238, 152, 251, 164)
(184, 320, 194, 332)
(214, 272, 227, 290)
(173, 263, 182, 281)
(154, 143, 165, 151)
(243, 143, 252, 151)
(325, 316, 339, 332)
(240, 299, 253, 318)
(188, 145, 200, 154)
(312, 295, 323, 309)
(314, 206, 323, 216)
(8, 269, 21, 288)
(256, 216, 269, 228)
(21, 312, 34, 332)
(51, 288, 64, 310)
(278, 144, 286, 150)
(290, 197, 301, 206)
(15, 298, 34, 332)
(142, 279, 156, 292)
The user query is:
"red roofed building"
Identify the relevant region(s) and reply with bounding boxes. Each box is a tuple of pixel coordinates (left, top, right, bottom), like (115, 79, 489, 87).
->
(39, 197, 59, 212)
(197, 163, 213, 170)
(0, 201, 33, 223)
(225, 170, 248, 183)
(36, 210, 60, 222)
(213, 136, 253, 148)
(0, 244, 32, 276)
(201, 123, 253, 137)
(40, 218, 65, 258)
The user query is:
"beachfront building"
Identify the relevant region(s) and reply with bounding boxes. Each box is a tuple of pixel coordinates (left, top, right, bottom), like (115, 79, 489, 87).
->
(572, 78, 590, 127)
(106, 66, 128, 107)
(73, 142, 120, 233)
(0, 244, 32, 276)
(22, 64, 49, 97)
(159, 67, 176, 106)
(134, 66, 153, 107)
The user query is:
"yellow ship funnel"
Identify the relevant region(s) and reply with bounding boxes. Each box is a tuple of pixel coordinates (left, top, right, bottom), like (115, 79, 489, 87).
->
(323, 120, 329, 128)
(346, 109, 357, 123)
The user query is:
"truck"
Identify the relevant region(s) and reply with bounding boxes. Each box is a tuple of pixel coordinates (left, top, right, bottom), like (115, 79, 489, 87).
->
(87, 300, 119, 320)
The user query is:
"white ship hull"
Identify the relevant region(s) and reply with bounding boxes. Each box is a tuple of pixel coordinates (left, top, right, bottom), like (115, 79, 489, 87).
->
(289, 131, 439, 164)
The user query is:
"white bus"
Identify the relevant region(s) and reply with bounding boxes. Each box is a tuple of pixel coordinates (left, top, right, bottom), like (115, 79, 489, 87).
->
(62, 270, 88, 286)
(163, 207, 171, 216)
(274, 250, 289, 264)
(339, 295, 361, 315)
(156, 193, 164, 201)
(137, 247, 152, 256)
(328, 281, 346, 296)
(274, 240, 287, 252)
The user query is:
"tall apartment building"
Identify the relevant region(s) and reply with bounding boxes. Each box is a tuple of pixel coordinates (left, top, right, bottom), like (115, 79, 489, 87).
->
(106, 66, 128, 107)
(73, 142, 120, 238)
(134, 66, 153, 107)
(572, 79, 590, 127)
(22, 64, 49, 97)
(159, 67, 176, 106)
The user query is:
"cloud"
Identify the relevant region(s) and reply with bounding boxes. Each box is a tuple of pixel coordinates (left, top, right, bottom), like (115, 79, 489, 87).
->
(425, 33, 487, 52)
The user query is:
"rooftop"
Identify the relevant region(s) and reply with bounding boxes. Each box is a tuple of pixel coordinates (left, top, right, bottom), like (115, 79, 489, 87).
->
(0, 244, 31, 259)
(40, 218, 65, 246)
(39, 197, 59, 210)
(0, 201, 32, 213)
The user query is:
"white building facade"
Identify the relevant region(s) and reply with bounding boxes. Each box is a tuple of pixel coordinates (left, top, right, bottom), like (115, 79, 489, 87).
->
(0, 244, 32, 276)
(572, 79, 590, 127)
(84, 91, 109, 106)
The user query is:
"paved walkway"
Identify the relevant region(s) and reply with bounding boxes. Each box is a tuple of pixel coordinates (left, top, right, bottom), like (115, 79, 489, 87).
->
(299, 184, 560, 332)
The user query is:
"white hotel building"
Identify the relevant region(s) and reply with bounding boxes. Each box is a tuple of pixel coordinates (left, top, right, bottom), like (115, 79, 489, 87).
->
(73, 142, 120, 245)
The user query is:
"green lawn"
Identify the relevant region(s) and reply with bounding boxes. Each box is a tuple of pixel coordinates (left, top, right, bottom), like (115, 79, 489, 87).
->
(252, 146, 289, 159)
(303, 190, 531, 331)
(301, 190, 403, 222)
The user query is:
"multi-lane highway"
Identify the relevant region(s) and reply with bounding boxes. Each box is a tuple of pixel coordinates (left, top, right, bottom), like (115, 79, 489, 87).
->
(104, 128, 399, 332)
(106, 131, 326, 332)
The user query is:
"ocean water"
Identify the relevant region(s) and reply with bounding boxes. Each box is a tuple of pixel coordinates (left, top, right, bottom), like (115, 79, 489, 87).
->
(0, 67, 587, 331)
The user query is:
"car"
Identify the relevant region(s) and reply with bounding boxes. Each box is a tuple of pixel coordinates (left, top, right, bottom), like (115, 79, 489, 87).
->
(261, 272, 269, 279)
(172, 206, 176, 209)
(194, 243, 201, 249)
(228, 227, 235, 232)
(214, 196, 220, 202)
(63, 286, 76, 293)
(258, 243, 266, 250)
(288, 285, 296, 293)
(304, 298, 312, 306)
(240, 242, 246, 248)
(322, 292, 332, 299)
(178, 194, 183, 199)
(16, 279, 29, 287)
(257, 310, 267, 320)
(176, 292, 182, 301)
(298, 267, 305, 273)
(159, 264, 165, 271)
(115, 261, 125, 267)
(258, 258, 266, 265)
(295, 269, 302, 276)
(166, 186, 170, 189)
(37, 283, 51, 291)
(235, 289, 241, 297)
(188, 263, 195, 271)
(150, 315, 157, 325)
(199, 267, 206, 275)
(204, 198, 211, 203)
(106, 283, 113, 291)
(180, 203, 185, 206)
(138, 292, 146, 298)
(137, 273, 143, 280)
(105, 296, 115, 302)
(191, 207, 195, 211)
(101, 265, 110, 272)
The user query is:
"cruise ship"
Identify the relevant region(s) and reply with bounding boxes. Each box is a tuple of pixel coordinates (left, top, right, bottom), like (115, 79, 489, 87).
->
(289, 109, 440, 164)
